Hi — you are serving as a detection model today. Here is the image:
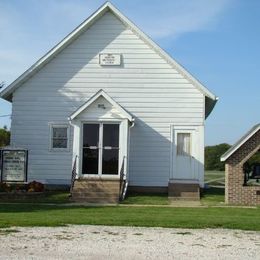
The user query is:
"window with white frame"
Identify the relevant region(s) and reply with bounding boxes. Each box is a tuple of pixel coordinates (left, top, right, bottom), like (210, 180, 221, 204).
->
(177, 133, 191, 156)
(50, 125, 69, 150)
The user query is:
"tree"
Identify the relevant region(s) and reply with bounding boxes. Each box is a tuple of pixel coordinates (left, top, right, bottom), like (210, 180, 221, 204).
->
(205, 143, 231, 171)
(0, 126, 10, 147)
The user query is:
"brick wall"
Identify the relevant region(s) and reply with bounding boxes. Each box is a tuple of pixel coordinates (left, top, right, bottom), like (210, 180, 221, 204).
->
(225, 130, 260, 206)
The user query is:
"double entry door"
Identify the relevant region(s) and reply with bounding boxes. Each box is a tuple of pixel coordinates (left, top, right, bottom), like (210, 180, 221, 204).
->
(82, 123, 120, 176)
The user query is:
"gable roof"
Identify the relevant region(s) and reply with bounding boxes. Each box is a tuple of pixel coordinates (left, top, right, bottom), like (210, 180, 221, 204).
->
(220, 123, 260, 162)
(69, 89, 134, 122)
(0, 2, 217, 108)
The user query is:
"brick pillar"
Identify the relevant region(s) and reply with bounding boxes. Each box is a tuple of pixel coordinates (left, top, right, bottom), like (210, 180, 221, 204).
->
(225, 130, 260, 206)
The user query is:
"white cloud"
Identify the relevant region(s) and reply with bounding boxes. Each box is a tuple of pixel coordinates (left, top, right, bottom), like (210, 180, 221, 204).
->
(0, 0, 101, 84)
(0, 0, 233, 84)
(120, 0, 232, 39)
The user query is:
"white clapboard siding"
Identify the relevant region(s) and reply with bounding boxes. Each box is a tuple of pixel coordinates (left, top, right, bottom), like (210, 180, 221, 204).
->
(11, 11, 205, 186)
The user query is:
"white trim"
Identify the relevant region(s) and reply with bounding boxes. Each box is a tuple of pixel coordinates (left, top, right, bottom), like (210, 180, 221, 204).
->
(49, 123, 70, 152)
(170, 125, 201, 183)
(0, 2, 217, 103)
(220, 124, 260, 162)
(69, 89, 134, 122)
(78, 120, 127, 178)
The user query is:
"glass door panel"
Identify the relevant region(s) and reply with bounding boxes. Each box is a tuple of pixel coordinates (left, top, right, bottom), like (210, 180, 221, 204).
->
(83, 124, 99, 147)
(103, 124, 119, 148)
(102, 124, 119, 175)
(81, 123, 119, 175)
(82, 149, 99, 175)
(82, 124, 99, 175)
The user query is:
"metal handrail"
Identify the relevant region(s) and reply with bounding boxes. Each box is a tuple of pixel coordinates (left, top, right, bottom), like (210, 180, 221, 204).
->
(119, 156, 127, 201)
(70, 155, 78, 195)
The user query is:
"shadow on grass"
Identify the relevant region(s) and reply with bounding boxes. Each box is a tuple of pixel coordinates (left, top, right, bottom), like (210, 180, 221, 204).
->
(0, 192, 71, 204)
(122, 192, 169, 205)
(202, 187, 225, 197)
(0, 204, 85, 213)
(201, 187, 225, 205)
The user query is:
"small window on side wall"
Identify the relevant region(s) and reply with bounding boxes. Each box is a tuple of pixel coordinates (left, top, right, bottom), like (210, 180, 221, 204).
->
(50, 125, 69, 150)
(177, 133, 191, 156)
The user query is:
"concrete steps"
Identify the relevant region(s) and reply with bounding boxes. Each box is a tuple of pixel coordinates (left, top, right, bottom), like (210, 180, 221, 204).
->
(71, 178, 120, 204)
(168, 182, 200, 201)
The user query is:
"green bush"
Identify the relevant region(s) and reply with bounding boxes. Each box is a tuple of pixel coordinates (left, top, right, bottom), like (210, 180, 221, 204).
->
(205, 143, 231, 171)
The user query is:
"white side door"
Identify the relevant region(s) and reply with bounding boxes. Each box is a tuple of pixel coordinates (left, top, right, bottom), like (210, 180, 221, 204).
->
(171, 126, 199, 180)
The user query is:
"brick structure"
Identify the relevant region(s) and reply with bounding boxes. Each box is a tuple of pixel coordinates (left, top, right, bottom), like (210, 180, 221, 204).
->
(221, 124, 260, 206)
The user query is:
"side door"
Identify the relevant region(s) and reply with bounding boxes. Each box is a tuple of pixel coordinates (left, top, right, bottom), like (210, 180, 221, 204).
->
(172, 126, 199, 180)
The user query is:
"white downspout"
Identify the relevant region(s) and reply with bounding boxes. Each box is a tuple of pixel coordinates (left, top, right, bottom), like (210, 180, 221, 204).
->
(127, 119, 135, 183)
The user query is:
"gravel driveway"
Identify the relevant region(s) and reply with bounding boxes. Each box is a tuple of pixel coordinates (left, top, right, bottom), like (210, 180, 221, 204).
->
(0, 225, 259, 260)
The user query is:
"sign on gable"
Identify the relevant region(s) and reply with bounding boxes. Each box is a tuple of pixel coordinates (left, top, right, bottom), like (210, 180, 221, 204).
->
(99, 53, 121, 66)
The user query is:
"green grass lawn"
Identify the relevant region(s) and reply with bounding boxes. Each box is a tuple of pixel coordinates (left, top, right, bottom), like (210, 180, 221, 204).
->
(201, 187, 225, 206)
(0, 204, 259, 230)
(122, 192, 169, 205)
(0, 192, 71, 204)
(0, 183, 259, 231)
(205, 171, 225, 187)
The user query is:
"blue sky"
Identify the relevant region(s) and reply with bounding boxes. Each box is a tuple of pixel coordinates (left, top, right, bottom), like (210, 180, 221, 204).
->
(0, 0, 259, 145)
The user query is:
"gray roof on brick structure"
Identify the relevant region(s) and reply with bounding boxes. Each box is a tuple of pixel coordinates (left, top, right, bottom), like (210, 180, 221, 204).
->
(220, 123, 260, 162)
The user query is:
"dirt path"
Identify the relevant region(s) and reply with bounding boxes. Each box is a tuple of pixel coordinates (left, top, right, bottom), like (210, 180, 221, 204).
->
(0, 225, 259, 260)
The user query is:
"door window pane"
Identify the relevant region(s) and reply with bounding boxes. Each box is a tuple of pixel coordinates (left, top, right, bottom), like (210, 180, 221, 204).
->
(102, 149, 119, 175)
(102, 124, 119, 175)
(82, 124, 100, 175)
(83, 124, 99, 147)
(177, 133, 191, 156)
(82, 148, 98, 174)
(103, 124, 119, 147)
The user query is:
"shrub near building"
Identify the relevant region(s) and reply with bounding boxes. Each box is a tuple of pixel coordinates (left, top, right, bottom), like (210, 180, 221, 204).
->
(205, 143, 231, 171)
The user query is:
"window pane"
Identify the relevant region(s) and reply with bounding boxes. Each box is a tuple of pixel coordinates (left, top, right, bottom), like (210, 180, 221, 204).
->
(83, 124, 99, 147)
(177, 133, 191, 156)
(52, 126, 68, 148)
(53, 127, 67, 138)
(82, 148, 99, 174)
(102, 149, 119, 175)
(53, 139, 67, 148)
(103, 124, 119, 147)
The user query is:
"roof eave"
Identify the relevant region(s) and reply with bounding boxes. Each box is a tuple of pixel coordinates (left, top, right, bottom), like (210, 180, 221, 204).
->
(220, 124, 260, 162)
(205, 96, 219, 119)
(69, 89, 134, 122)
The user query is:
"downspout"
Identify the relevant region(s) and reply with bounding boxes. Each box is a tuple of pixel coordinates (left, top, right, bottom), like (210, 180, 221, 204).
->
(127, 119, 135, 183)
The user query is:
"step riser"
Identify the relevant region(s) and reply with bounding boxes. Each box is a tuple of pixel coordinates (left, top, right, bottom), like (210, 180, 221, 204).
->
(71, 198, 118, 204)
(73, 188, 119, 193)
(71, 179, 120, 203)
(168, 182, 200, 201)
(72, 193, 119, 198)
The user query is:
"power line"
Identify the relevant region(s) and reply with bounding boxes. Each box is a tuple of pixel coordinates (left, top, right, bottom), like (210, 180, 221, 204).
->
(0, 114, 11, 117)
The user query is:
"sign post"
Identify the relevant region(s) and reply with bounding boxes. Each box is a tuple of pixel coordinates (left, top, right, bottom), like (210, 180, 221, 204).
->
(0, 149, 28, 182)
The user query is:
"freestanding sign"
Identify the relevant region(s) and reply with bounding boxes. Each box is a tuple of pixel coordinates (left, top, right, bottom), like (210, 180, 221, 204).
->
(0, 149, 28, 182)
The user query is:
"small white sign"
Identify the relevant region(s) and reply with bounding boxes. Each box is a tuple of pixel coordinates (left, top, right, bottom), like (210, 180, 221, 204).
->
(99, 53, 121, 66)
(1, 150, 27, 182)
